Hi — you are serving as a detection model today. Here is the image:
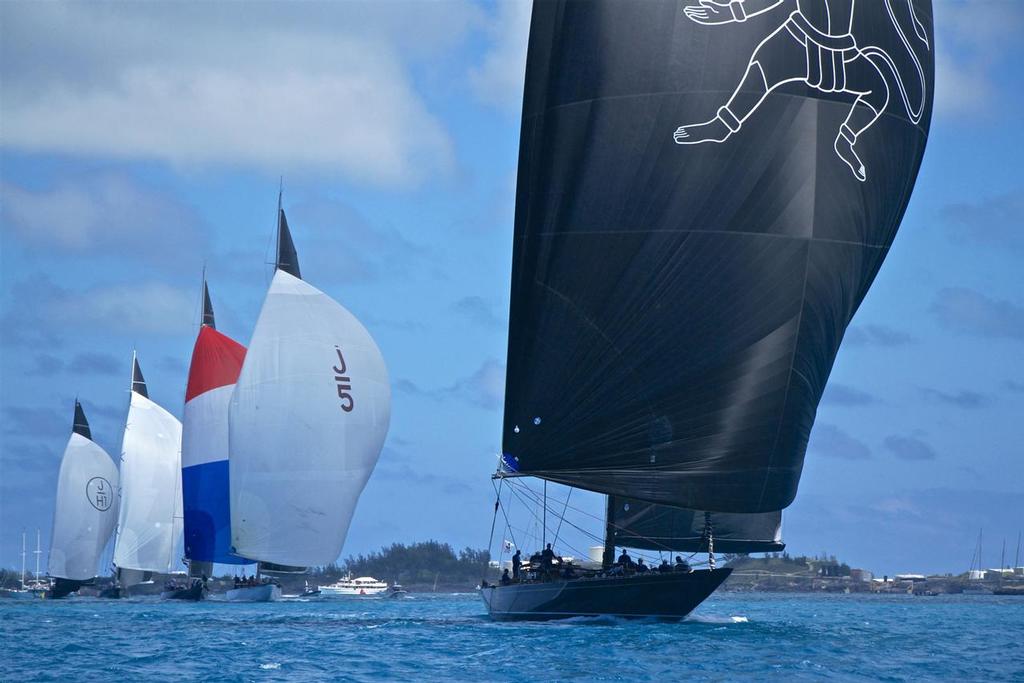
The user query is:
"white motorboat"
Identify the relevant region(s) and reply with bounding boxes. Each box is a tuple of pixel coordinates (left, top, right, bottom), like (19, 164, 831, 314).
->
(225, 583, 281, 602)
(318, 576, 389, 596)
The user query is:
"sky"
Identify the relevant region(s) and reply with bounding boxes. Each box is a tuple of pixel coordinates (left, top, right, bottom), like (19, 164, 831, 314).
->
(0, 0, 1021, 579)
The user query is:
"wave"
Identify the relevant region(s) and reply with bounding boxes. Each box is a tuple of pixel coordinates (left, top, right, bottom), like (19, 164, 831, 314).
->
(685, 614, 749, 624)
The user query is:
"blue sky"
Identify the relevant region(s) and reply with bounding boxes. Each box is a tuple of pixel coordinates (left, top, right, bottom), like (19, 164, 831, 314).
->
(1, 1, 1021, 578)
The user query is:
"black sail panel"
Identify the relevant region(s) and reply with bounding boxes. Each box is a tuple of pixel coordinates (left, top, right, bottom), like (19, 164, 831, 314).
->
(608, 496, 784, 554)
(501, 0, 934, 511)
(276, 209, 301, 279)
(72, 400, 92, 440)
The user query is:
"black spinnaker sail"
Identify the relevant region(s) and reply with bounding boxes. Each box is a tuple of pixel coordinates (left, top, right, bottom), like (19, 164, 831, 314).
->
(501, 0, 934, 514)
(607, 497, 784, 554)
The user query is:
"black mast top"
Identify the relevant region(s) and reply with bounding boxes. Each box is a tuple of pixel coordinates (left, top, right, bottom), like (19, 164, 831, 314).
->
(275, 183, 301, 279)
(276, 208, 301, 279)
(131, 354, 149, 398)
(72, 400, 92, 440)
(202, 281, 216, 329)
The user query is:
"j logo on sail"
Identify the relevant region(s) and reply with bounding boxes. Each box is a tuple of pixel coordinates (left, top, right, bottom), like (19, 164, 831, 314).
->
(673, 0, 929, 182)
(86, 476, 113, 511)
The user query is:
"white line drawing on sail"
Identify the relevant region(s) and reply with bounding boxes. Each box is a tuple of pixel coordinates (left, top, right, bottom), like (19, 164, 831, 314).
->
(672, 0, 929, 181)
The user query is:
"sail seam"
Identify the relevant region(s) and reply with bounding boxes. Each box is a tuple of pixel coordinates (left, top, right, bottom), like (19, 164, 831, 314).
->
(527, 90, 930, 136)
(525, 229, 890, 250)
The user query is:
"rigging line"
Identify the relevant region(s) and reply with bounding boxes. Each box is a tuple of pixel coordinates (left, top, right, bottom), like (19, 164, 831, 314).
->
(494, 479, 519, 554)
(509, 478, 679, 554)
(505, 482, 597, 560)
(552, 487, 573, 549)
(485, 479, 504, 580)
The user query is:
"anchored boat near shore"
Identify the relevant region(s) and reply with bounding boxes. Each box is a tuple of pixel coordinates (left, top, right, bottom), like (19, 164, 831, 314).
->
(319, 576, 389, 596)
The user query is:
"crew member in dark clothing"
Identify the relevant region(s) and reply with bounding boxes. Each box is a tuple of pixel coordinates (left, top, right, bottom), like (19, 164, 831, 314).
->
(636, 558, 649, 573)
(675, 556, 692, 572)
(500, 568, 512, 585)
(541, 543, 556, 567)
(617, 549, 633, 567)
(512, 550, 522, 580)
(658, 559, 671, 573)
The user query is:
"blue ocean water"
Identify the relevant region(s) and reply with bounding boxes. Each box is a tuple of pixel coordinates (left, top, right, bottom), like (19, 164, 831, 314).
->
(2, 592, 1022, 681)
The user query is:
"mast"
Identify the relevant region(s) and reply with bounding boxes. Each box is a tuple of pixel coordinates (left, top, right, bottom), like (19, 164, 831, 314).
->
(542, 481, 547, 549)
(34, 529, 42, 581)
(703, 512, 715, 570)
(1016, 532, 1021, 570)
(602, 496, 615, 569)
(20, 532, 26, 588)
(274, 178, 282, 270)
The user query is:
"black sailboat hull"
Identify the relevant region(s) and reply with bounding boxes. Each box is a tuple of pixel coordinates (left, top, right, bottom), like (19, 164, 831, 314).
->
(49, 578, 90, 599)
(482, 568, 732, 621)
(160, 583, 206, 601)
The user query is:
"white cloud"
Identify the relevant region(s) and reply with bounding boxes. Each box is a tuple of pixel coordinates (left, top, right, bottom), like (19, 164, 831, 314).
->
(932, 0, 1023, 118)
(469, 1, 531, 110)
(1, 174, 207, 262)
(1, 275, 195, 343)
(48, 282, 196, 336)
(0, 2, 470, 187)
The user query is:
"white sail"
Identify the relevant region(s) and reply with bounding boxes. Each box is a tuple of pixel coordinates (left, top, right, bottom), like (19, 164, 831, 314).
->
(112, 390, 183, 577)
(48, 433, 119, 581)
(229, 269, 390, 566)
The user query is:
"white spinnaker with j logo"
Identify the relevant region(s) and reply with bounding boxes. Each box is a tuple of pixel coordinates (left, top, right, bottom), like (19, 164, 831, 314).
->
(49, 433, 119, 581)
(229, 269, 390, 567)
(112, 391, 183, 576)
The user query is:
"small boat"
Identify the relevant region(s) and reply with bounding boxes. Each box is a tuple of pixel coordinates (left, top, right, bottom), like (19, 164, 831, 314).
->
(319, 576, 389, 596)
(387, 584, 408, 599)
(225, 582, 282, 602)
(300, 581, 321, 598)
(3, 533, 48, 598)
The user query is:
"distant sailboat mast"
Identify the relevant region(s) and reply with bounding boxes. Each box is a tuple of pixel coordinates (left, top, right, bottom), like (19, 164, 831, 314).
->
(34, 529, 41, 583)
(20, 532, 26, 589)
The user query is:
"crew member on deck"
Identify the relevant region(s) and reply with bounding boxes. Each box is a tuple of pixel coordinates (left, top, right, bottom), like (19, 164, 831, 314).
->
(541, 543, 557, 568)
(617, 548, 633, 567)
(658, 559, 672, 573)
(500, 568, 512, 585)
(675, 556, 692, 573)
(636, 558, 649, 573)
(512, 550, 522, 580)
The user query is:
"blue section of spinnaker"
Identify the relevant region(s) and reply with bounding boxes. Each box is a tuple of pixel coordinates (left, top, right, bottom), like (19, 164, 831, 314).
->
(182, 460, 249, 565)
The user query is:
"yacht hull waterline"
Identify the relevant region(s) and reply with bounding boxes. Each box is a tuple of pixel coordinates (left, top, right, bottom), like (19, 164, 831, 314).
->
(225, 584, 281, 602)
(481, 568, 732, 621)
(160, 582, 206, 601)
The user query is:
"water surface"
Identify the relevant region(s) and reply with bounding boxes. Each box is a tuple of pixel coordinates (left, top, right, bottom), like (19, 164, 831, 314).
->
(3, 592, 1022, 681)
